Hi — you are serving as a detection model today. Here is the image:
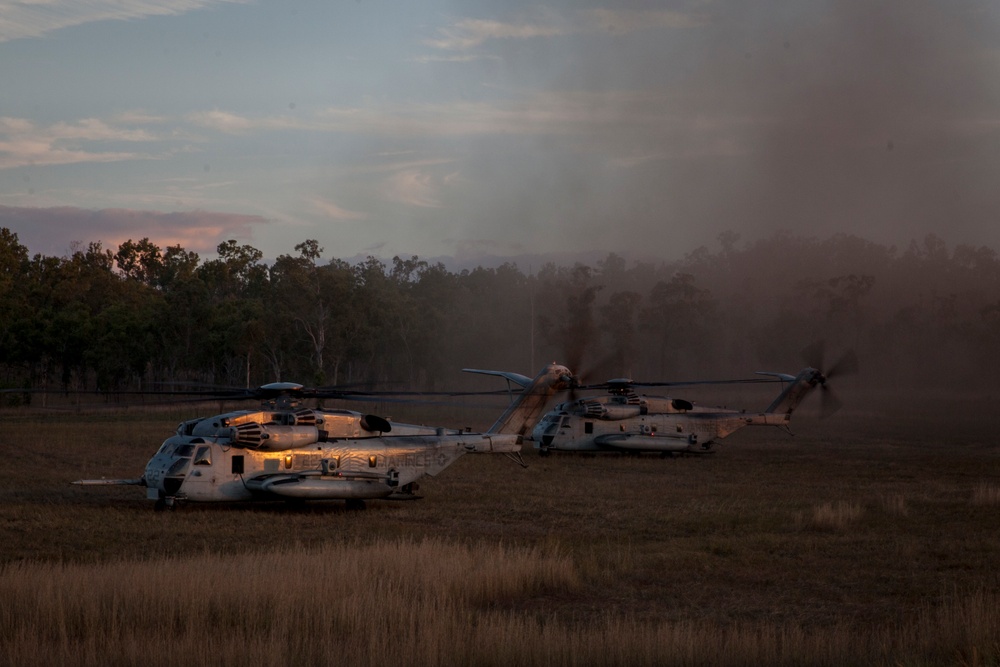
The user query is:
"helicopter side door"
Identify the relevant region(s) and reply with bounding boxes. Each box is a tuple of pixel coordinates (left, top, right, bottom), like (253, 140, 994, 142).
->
(180, 443, 253, 501)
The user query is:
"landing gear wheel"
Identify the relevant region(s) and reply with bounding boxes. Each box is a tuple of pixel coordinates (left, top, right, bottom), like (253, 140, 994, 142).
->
(538, 448, 551, 458)
(345, 498, 367, 511)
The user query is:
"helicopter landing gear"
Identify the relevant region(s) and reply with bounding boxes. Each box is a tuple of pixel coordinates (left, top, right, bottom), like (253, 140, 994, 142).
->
(538, 447, 551, 458)
(154, 497, 181, 511)
(345, 498, 367, 511)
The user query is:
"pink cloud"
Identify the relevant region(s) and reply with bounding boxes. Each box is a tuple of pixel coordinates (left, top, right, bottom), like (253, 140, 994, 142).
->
(0, 205, 269, 257)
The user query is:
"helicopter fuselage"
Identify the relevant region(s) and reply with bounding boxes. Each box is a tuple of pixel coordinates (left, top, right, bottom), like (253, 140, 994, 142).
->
(72, 363, 577, 508)
(531, 395, 790, 454)
(141, 407, 518, 507)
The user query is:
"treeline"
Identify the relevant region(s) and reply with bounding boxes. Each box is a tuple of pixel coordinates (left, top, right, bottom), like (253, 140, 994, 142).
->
(2, 227, 999, 397)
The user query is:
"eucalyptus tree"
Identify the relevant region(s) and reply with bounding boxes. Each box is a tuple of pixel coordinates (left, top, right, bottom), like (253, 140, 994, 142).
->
(197, 240, 268, 385)
(534, 263, 604, 371)
(154, 245, 206, 381)
(598, 290, 642, 378)
(267, 240, 354, 385)
(0, 229, 30, 382)
(639, 272, 716, 378)
(448, 263, 534, 377)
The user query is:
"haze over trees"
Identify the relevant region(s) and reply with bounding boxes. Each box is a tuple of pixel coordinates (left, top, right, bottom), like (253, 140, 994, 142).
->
(1, 227, 997, 398)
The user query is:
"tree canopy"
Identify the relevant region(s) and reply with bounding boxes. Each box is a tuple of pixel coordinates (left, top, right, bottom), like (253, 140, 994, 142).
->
(2, 228, 998, 398)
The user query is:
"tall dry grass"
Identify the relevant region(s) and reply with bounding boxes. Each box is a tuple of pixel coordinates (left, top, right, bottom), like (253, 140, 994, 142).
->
(1, 539, 575, 667)
(971, 482, 1000, 506)
(4, 400, 1000, 665)
(796, 500, 865, 531)
(2, 538, 999, 667)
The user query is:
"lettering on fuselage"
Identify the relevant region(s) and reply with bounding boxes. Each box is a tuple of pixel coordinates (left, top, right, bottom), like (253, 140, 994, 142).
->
(293, 453, 323, 469)
(381, 452, 449, 469)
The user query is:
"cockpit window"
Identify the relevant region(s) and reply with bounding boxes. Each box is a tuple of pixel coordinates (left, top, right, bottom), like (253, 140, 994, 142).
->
(560, 416, 572, 428)
(193, 446, 212, 466)
(174, 444, 195, 458)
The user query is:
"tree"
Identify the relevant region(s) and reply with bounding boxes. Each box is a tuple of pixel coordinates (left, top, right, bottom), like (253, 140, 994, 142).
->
(114, 238, 163, 286)
(639, 273, 716, 377)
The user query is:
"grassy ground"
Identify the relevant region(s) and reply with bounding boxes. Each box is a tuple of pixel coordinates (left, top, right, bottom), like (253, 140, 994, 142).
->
(1, 389, 999, 664)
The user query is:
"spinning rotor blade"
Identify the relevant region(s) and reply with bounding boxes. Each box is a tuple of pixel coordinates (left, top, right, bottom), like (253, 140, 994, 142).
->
(564, 352, 619, 402)
(801, 341, 859, 418)
(802, 340, 859, 379)
(575, 376, 785, 393)
(820, 384, 843, 419)
(825, 350, 859, 379)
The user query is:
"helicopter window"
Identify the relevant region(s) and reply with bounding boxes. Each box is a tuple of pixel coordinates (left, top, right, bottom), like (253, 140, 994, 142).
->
(560, 416, 571, 428)
(193, 446, 212, 466)
(368, 455, 377, 468)
(231, 456, 244, 474)
(174, 445, 195, 458)
(584, 422, 594, 434)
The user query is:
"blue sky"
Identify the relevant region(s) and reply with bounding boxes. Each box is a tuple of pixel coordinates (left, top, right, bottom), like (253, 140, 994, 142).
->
(2, 0, 999, 264)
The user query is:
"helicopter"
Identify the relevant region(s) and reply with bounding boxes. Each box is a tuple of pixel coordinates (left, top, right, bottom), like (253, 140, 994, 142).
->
(73, 363, 575, 510)
(529, 351, 857, 456)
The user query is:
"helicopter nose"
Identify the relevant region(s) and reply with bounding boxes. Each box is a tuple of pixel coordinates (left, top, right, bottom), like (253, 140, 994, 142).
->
(539, 421, 560, 447)
(145, 455, 190, 497)
(162, 459, 189, 496)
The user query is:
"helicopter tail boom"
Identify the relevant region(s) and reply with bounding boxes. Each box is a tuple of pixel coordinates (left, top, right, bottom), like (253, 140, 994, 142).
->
(466, 363, 575, 438)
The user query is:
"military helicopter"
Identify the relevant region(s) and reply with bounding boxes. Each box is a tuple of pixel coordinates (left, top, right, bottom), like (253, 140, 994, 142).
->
(530, 350, 857, 456)
(73, 363, 575, 510)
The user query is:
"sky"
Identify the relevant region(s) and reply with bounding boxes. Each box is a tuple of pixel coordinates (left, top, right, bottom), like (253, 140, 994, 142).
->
(1, 0, 1000, 265)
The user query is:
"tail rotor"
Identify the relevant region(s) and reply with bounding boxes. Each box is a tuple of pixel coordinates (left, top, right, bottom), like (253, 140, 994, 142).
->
(801, 342, 859, 417)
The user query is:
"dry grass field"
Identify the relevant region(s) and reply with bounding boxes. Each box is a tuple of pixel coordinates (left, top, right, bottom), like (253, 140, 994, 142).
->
(1, 387, 999, 665)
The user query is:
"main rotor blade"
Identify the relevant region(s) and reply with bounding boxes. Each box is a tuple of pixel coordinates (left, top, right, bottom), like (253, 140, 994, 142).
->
(825, 350, 859, 379)
(577, 377, 785, 392)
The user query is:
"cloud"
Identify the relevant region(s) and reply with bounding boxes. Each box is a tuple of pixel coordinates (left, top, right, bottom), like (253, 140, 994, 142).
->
(581, 8, 707, 34)
(408, 53, 501, 64)
(0, 0, 252, 43)
(185, 110, 306, 135)
(0, 205, 267, 256)
(424, 8, 707, 51)
(0, 116, 164, 169)
(383, 169, 444, 208)
(311, 197, 368, 221)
